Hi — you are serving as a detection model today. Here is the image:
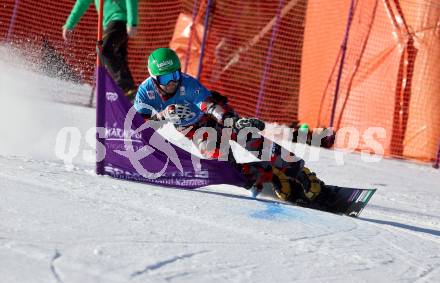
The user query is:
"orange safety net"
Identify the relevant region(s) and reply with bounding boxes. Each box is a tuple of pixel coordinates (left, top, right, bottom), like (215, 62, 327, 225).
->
(169, 12, 205, 78)
(0, 0, 97, 82)
(169, 1, 207, 78)
(176, 0, 307, 124)
(299, 0, 440, 162)
(1, 0, 307, 124)
(400, 1, 440, 162)
(0, 0, 439, 163)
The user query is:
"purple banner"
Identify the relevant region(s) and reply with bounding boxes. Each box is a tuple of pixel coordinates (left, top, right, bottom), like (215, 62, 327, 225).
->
(98, 67, 245, 189)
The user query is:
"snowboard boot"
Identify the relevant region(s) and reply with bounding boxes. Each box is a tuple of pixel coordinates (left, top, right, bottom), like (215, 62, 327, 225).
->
(241, 162, 273, 198)
(242, 162, 293, 199)
(287, 167, 324, 204)
(272, 167, 293, 201)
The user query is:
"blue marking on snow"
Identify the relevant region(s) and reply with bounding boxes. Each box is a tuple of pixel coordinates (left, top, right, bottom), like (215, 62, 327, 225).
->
(250, 202, 299, 220)
(248, 201, 338, 226)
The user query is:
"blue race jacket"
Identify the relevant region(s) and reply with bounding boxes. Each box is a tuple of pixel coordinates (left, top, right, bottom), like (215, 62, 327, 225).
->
(134, 73, 211, 126)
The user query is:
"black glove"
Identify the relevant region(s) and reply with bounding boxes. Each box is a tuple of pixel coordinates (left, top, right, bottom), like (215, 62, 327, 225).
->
(229, 116, 265, 131)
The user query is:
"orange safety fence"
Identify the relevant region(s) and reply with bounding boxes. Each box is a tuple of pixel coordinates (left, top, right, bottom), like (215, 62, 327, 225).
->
(177, 0, 307, 124)
(299, 0, 440, 162)
(0, 0, 439, 164)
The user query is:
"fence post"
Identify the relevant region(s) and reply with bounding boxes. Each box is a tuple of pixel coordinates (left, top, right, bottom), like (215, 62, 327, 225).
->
(95, 0, 105, 175)
(434, 139, 440, 169)
(7, 0, 20, 42)
(329, 0, 356, 128)
(196, 0, 213, 80)
(255, 0, 285, 118)
(184, 0, 200, 74)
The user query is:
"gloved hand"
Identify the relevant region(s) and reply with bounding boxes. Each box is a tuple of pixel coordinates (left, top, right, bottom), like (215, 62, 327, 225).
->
(153, 104, 196, 125)
(153, 105, 178, 123)
(222, 112, 265, 131)
(127, 26, 138, 37)
(232, 117, 266, 131)
(62, 28, 73, 42)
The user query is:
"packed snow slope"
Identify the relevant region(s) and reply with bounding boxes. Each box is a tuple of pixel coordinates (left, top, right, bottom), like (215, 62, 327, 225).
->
(1, 46, 439, 283)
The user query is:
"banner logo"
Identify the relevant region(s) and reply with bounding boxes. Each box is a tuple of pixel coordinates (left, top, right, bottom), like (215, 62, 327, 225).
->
(114, 103, 184, 179)
(106, 91, 118, 102)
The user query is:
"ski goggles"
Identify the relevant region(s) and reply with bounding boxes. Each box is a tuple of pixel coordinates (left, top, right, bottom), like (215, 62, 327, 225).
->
(157, 70, 181, 86)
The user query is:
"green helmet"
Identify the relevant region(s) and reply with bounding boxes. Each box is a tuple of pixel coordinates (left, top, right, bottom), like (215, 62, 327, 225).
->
(148, 48, 181, 77)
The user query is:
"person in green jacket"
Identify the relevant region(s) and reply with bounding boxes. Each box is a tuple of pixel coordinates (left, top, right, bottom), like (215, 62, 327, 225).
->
(63, 0, 139, 101)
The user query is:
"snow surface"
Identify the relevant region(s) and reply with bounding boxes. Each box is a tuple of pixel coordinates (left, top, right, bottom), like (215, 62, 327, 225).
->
(1, 46, 440, 283)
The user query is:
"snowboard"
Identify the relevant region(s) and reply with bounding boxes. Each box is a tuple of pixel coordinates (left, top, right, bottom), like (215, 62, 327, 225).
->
(294, 186, 377, 217)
